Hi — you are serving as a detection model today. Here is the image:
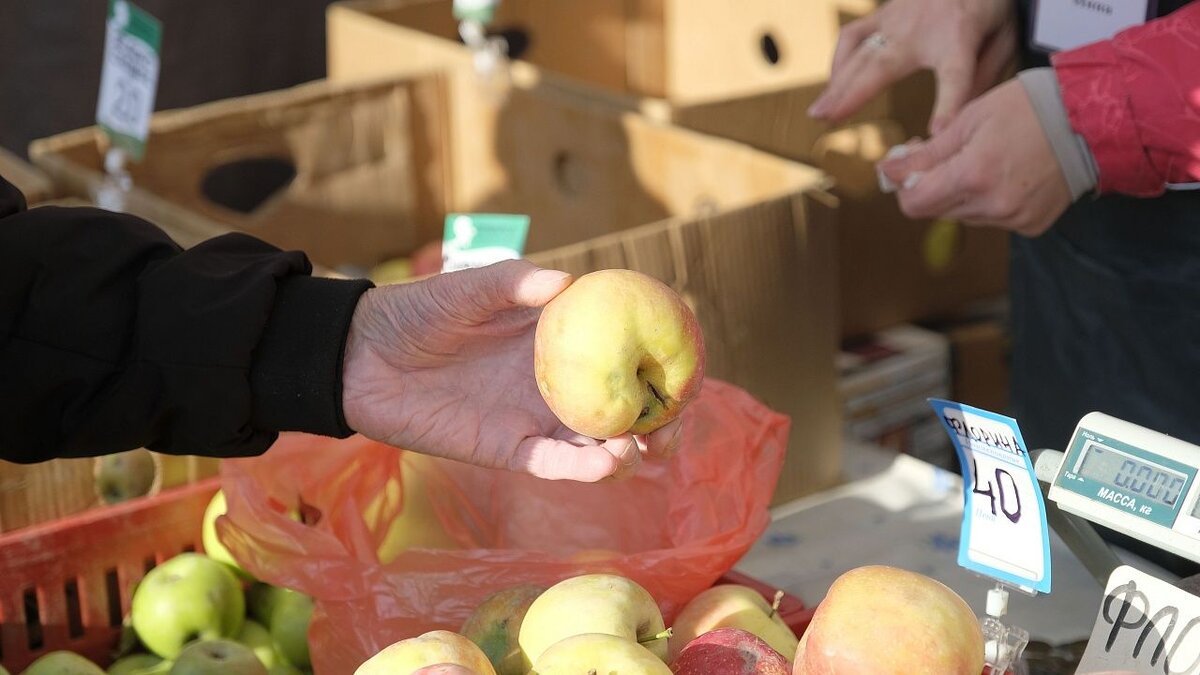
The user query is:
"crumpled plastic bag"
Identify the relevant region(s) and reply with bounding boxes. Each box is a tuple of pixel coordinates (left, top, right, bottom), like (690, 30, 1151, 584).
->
(218, 378, 788, 674)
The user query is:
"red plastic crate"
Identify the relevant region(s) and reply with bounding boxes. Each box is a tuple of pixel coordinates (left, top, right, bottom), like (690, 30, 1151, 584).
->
(0, 476, 813, 672)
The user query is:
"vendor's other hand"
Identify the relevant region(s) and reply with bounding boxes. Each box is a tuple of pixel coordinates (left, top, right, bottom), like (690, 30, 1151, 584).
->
(877, 79, 1072, 237)
(809, 0, 1016, 134)
(341, 260, 683, 483)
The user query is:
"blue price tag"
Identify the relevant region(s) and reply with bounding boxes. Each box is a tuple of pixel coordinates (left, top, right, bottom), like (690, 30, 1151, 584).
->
(930, 399, 1053, 595)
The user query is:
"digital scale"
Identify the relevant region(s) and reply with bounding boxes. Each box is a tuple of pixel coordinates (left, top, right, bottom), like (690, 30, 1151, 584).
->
(1034, 412, 1200, 585)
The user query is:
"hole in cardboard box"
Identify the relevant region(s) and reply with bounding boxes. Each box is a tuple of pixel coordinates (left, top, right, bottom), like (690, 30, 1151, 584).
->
(105, 569, 122, 627)
(760, 32, 782, 66)
(201, 156, 296, 215)
(23, 588, 42, 649)
(553, 151, 586, 196)
(64, 580, 83, 638)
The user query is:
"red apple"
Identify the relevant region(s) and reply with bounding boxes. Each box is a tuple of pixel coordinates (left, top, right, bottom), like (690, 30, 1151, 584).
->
(671, 627, 790, 674)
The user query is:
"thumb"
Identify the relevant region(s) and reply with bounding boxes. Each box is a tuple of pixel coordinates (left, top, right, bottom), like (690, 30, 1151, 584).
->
(877, 126, 963, 188)
(930, 57, 975, 135)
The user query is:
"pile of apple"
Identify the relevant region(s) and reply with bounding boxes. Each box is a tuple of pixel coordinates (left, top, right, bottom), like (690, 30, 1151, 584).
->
(13, 491, 315, 675)
(355, 565, 987, 675)
(355, 572, 797, 674)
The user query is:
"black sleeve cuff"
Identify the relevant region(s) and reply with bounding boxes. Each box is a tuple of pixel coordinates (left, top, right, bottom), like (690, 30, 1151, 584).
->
(250, 275, 374, 438)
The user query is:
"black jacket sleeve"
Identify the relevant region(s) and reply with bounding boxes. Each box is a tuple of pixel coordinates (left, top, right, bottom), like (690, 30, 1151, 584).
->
(0, 175, 374, 463)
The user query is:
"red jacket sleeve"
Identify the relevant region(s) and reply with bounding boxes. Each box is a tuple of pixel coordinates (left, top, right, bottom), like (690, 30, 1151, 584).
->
(1051, 2, 1200, 197)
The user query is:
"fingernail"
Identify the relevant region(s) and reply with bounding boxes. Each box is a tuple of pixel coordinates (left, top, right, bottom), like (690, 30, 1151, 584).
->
(620, 439, 640, 466)
(532, 268, 571, 286)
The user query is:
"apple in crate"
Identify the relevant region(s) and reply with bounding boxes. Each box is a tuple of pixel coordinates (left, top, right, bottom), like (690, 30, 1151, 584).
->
(354, 631, 496, 674)
(534, 269, 706, 438)
(528, 633, 672, 674)
(794, 566, 984, 675)
(267, 589, 314, 670)
(670, 627, 790, 674)
(410, 666, 479, 675)
(236, 619, 284, 669)
(21, 651, 105, 674)
(518, 574, 669, 668)
(130, 553, 246, 659)
(169, 639, 267, 675)
(107, 653, 168, 675)
(460, 583, 546, 675)
(668, 584, 798, 662)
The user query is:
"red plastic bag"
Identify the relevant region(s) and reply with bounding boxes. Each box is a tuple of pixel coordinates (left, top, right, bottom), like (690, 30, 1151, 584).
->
(218, 378, 788, 674)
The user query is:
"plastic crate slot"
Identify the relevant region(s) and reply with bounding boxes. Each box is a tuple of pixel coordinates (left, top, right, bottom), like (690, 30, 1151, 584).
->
(181, 543, 196, 554)
(22, 588, 42, 650)
(104, 569, 122, 628)
(64, 580, 83, 639)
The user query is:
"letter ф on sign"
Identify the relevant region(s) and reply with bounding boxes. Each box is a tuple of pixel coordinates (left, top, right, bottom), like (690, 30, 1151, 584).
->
(1078, 566, 1200, 674)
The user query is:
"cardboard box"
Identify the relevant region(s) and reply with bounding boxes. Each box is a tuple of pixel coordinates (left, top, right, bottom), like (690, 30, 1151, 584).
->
(0, 146, 56, 206)
(30, 73, 844, 504)
(325, 0, 1011, 338)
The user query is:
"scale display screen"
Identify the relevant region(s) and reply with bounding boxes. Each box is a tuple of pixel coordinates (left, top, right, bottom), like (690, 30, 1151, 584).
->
(1076, 442, 1187, 509)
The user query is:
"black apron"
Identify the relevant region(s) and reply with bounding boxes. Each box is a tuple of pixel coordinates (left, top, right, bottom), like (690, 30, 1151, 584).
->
(1013, 0, 1200, 576)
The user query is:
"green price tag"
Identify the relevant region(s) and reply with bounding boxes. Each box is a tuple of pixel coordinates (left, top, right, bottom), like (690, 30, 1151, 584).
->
(453, 0, 500, 23)
(441, 214, 530, 273)
(96, 0, 162, 161)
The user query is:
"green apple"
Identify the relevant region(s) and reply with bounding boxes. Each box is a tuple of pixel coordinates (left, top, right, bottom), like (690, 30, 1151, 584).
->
(268, 590, 313, 670)
(201, 490, 254, 580)
(460, 584, 545, 675)
(354, 631, 496, 675)
(20, 651, 105, 674)
(246, 584, 283, 626)
(534, 269, 706, 438)
(667, 584, 798, 662)
(236, 620, 282, 669)
(94, 449, 158, 505)
(517, 574, 669, 669)
(107, 653, 168, 675)
(168, 640, 265, 675)
(528, 633, 672, 674)
(265, 665, 303, 675)
(130, 553, 246, 659)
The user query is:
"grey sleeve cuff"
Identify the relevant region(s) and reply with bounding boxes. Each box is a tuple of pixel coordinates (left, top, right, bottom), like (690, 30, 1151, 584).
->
(1018, 67, 1099, 201)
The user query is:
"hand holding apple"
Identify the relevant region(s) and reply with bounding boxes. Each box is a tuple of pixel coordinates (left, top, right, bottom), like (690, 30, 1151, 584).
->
(518, 573, 669, 668)
(670, 627, 790, 674)
(669, 585, 798, 662)
(353, 631, 496, 675)
(534, 269, 706, 439)
(130, 553, 246, 659)
(794, 566, 984, 674)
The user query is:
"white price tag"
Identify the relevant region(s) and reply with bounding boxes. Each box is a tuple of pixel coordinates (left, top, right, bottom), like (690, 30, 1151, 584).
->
(930, 399, 1052, 595)
(1077, 566, 1200, 674)
(1030, 0, 1153, 53)
(95, 0, 162, 161)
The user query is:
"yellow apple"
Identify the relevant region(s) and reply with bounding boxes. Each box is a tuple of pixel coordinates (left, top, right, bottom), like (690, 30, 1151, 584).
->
(534, 269, 706, 438)
(518, 574, 669, 669)
(410, 666, 478, 675)
(201, 490, 254, 581)
(794, 566, 984, 675)
(354, 631, 496, 675)
(460, 584, 545, 675)
(369, 453, 461, 564)
(528, 633, 672, 674)
(668, 585, 798, 662)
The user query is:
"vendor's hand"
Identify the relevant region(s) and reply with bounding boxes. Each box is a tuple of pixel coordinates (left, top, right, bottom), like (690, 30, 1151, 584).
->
(809, 0, 1016, 134)
(877, 79, 1072, 237)
(341, 260, 683, 483)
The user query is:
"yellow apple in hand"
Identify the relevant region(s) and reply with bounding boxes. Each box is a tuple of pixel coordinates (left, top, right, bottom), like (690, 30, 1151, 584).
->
(529, 633, 672, 674)
(460, 584, 545, 675)
(669, 585, 798, 662)
(795, 566, 984, 675)
(534, 269, 705, 438)
(354, 631, 496, 675)
(518, 574, 669, 669)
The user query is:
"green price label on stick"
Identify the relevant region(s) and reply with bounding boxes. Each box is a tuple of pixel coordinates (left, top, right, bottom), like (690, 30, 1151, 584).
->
(96, 0, 162, 161)
(441, 213, 531, 273)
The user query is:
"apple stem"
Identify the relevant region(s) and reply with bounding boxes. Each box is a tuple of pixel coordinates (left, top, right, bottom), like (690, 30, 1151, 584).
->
(768, 590, 784, 619)
(639, 627, 673, 644)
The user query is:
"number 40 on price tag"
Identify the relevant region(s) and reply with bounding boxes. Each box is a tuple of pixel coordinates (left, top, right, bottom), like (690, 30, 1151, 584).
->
(930, 399, 1053, 595)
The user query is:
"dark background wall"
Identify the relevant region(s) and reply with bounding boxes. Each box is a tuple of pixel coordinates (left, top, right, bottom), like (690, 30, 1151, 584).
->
(0, 1, 338, 158)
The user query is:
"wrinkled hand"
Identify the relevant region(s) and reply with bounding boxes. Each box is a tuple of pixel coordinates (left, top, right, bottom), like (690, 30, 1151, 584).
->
(809, 0, 1016, 133)
(877, 79, 1072, 237)
(341, 260, 683, 483)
